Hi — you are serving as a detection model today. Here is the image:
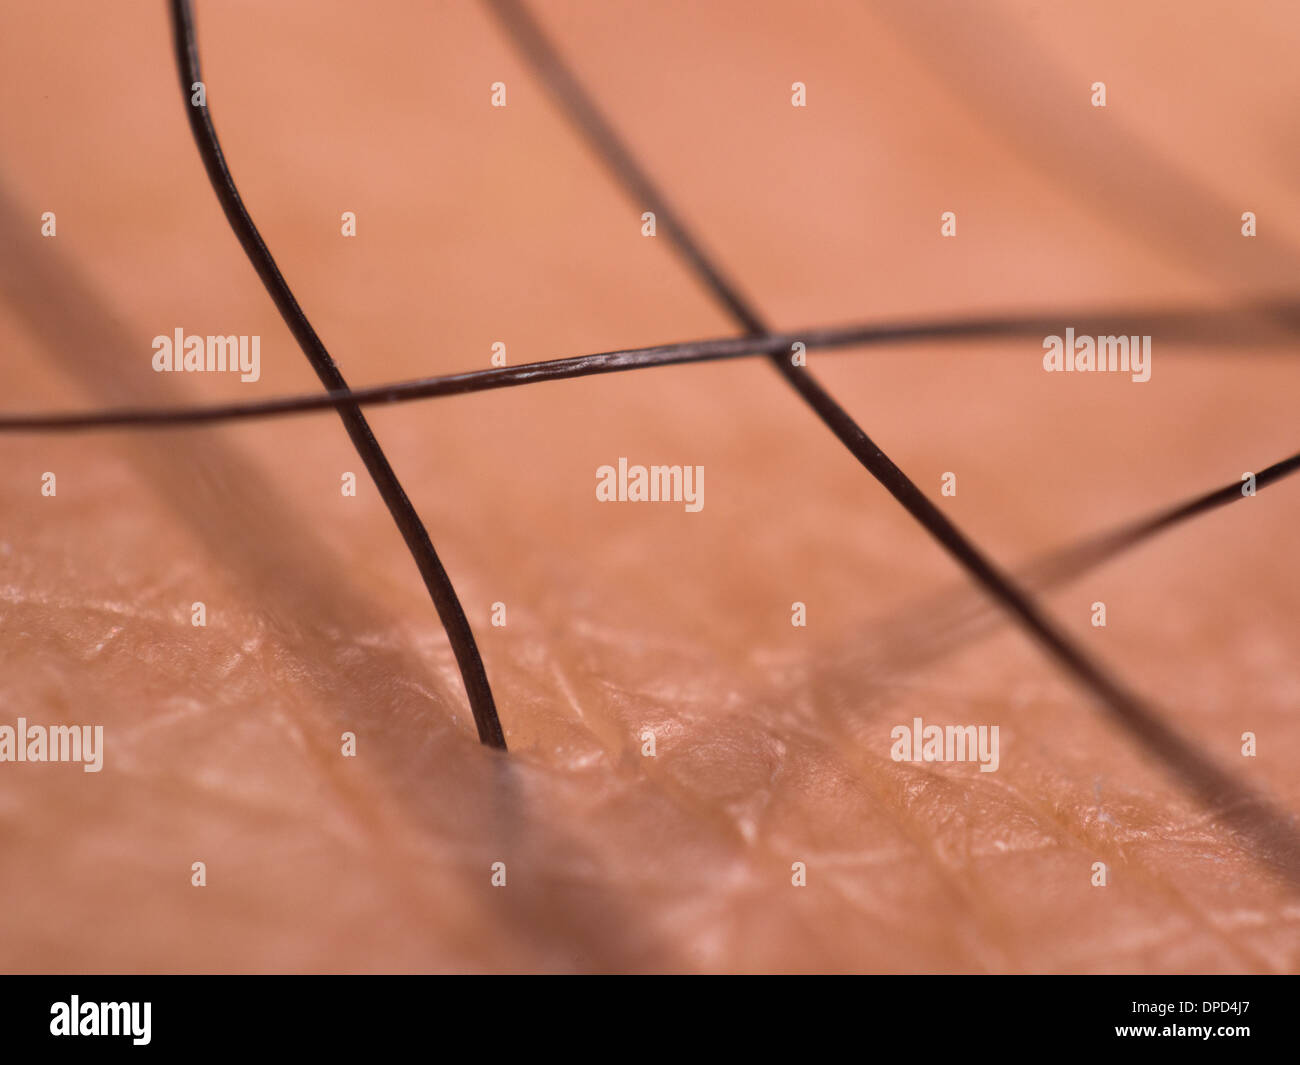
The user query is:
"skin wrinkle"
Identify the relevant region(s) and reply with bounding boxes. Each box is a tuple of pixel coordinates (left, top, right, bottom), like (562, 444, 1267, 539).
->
(975, 770, 1277, 973)
(803, 574, 1300, 970)
(701, 761, 981, 970)
(524, 631, 990, 969)
(2, 0, 1299, 973)
(832, 754, 1025, 971)
(628, 652, 1023, 970)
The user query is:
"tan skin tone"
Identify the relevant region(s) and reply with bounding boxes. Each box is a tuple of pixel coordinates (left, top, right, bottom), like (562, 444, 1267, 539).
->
(2, 0, 1299, 973)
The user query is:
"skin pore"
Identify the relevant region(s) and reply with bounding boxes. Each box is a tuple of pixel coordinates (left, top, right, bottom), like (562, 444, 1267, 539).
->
(2, 0, 1299, 972)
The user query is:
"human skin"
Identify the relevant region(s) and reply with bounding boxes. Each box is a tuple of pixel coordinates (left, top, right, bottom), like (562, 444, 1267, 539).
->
(1, 0, 1299, 973)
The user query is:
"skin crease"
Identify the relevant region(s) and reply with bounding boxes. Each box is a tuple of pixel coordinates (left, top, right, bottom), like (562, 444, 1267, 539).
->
(2, 0, 1300, 973)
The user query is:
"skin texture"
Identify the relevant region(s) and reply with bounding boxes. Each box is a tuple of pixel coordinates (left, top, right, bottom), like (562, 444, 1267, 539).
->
(2, 0, 1299, 973)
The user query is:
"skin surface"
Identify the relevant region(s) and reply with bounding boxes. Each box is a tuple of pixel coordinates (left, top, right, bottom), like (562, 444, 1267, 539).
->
(1, 0, 1299, 973)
